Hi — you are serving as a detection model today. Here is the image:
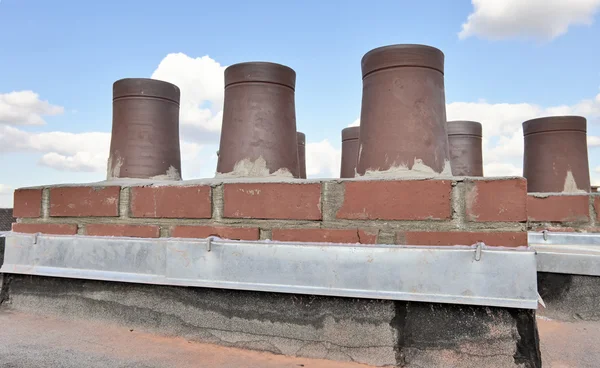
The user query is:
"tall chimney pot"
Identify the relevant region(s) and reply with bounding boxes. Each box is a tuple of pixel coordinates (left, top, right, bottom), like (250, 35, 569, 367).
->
(523, 116, 590, 193)
(216, 62, 299, 178)
(340, 127, 360, 178)
(297, 131, 306, 179)
(447, 120, 483, 176)
(356, 44, 451, 176)
(108, 78, 182, 180)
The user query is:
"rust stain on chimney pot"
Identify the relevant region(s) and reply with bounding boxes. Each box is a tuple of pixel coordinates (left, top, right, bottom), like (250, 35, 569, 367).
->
(523, 116, 590, 193)
(447, 121, 483, 176)
(340, 127, 359, 178)
(356, 44, 451, 177)
(297, 132, 306, 179)
(108, 78, 182, 180)
(216, 62, 299, 178)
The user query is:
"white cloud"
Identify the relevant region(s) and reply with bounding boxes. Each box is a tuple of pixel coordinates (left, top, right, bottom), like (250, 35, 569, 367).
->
(593, 167, 600, 187)
(0, 125, 110, 172)
(151, 53, 226, 143)
(39, 152, 107, 172)
(342, 92, 600, 178)
(448, 92, 600, 176)
(0, 125, 203, 176)
(0, 53, 224, 182)
(0, 91, 64, 125)
(348, 118, 360, 127)
(459, 0, 600, 40)
(305, 140, 341, 178)
(483, 162, 523, 177)
(0, 184, 13, 208)
(0, 184, 12, 195)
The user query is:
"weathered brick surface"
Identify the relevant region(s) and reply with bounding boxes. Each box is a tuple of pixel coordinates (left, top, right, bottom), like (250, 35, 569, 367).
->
(50, 186, 120, 217)
(594, 195, 600, 222)
(272, 228, 378, 244)
(224, 183, 321, 220)
(130, 186, 211, 219)
(398, 231, 527, 247)
(336, 180, 451, 220)
(13, 189, 42, 218)
(527, 195, 589, 222)
(85, 224, 160, 238)
(171, 226, 259, 240)
(12, 223, 77, 235)
(13, 177, 565, 242)
(465, 178, 527, 222)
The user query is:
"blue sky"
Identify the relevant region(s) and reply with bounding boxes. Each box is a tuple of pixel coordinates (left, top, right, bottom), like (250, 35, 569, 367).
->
(1, 0, 599, 206)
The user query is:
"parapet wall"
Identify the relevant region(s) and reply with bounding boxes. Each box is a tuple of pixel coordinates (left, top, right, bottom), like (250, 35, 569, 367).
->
(11, 176, 600, 245)
(11, 176, 533, 247)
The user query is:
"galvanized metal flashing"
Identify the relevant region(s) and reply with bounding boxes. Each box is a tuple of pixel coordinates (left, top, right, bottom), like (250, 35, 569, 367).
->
(529, 231, 600, 276)
(0, 232, 539, 309)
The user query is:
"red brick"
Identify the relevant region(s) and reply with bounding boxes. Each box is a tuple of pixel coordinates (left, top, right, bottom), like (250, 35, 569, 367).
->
(336, 180, 451, 220)
(594, 195, 600, 222)
(50, 186, 120, 217)
(85, 224, 159, 238)
(465, 178, 527, 222)
(224, 183, 321, 220)
(527, 195, 589, 222)
(130, 186, 211, 219)
(398, 231, 527, 247)
(272, 228, 378, 244)
(13, 189, 42, 218)
(12, 223, 77, 235)
(171, 226, 259, 240)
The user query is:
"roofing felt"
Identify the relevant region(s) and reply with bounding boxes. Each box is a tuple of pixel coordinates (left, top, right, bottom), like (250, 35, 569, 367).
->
(0, 208, 14, 231)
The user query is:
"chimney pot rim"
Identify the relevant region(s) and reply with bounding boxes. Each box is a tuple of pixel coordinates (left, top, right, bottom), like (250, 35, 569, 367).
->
(341, 126, 360, 141)
(225, 62, 296, 89)
(113, 78, 180, 103)
(361, 44, 445, 77)
(522, 115, 587, 136)
(447, 120, 482, 137)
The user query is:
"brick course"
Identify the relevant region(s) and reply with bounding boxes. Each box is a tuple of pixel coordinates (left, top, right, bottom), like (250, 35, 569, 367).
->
(272, 228, 378, 244)
(336, 180, 451, 220)
(224, 183, 321, 220)
(397, 231, 527, 247)
(171, 226, 259, 240)
(527, 195, 589, 222)
(85, 224, 160, 238)
(11, 177, 598, 244)
(50, 186, 120, 217)
(13, 189, 42, 218)
(12, 223, 77, 235)
(465, 178, 527, 222)
(130, 186, 212, 219)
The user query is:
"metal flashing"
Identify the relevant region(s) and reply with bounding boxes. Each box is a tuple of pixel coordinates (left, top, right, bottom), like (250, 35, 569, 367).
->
(0, 232, 538, 309)
(529, 231, 600, 276)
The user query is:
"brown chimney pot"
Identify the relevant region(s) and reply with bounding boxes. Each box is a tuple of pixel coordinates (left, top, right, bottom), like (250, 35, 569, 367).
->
(356, 44, 451, 176)
(447, 120, 483, 176)
(523, 116, 590, 193)
(108, 78, 182, 180)
(340, 127, 360, 178)
(216, 62, 299, 178)
(297, 131, 306, 179)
